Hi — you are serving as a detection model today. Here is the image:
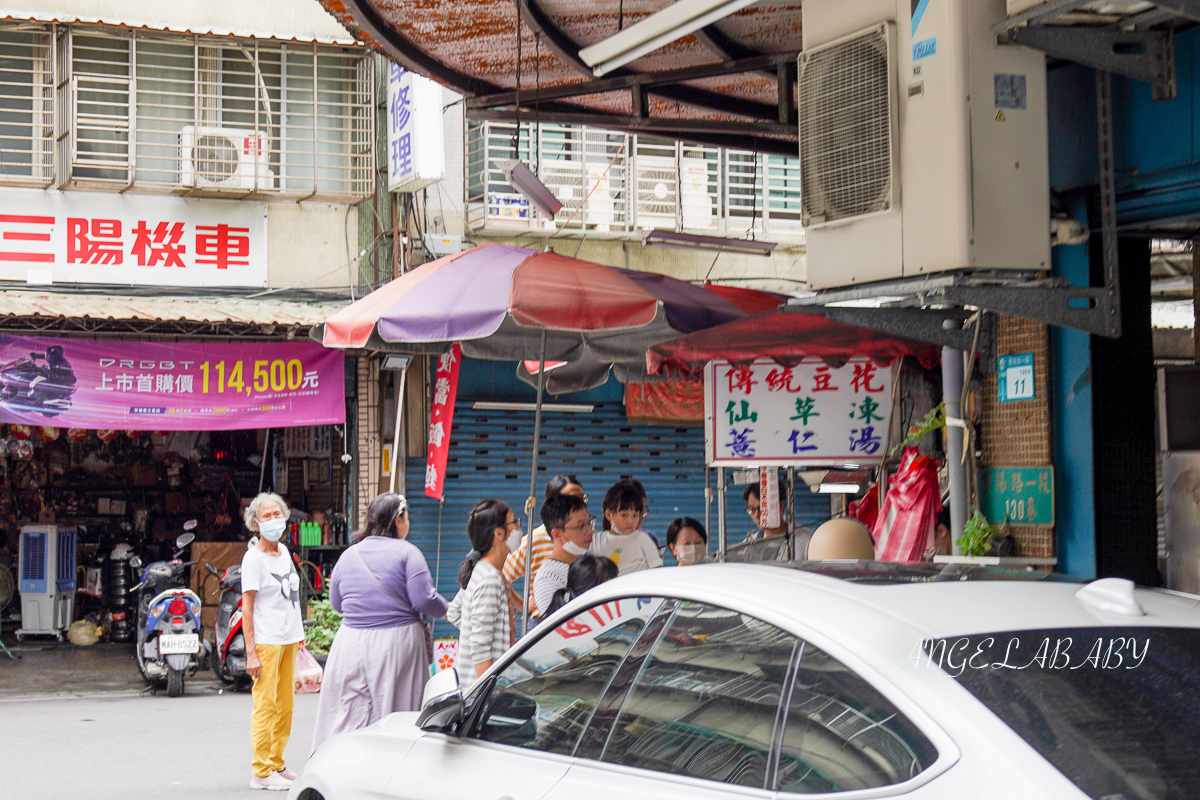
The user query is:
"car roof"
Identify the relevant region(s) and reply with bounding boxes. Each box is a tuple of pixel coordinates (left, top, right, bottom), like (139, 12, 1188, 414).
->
(590, 562, 1200, 645)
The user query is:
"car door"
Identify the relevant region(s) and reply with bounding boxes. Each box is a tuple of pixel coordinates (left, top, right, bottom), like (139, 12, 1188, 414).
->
(541, 600, 795, 800)
(381, 596, 672, 800)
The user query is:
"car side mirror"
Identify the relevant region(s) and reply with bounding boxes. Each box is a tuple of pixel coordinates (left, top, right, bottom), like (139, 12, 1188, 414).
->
(130, 556, 142, 570)
(417, 669, 464, 733)
(205, 563, 219, 577)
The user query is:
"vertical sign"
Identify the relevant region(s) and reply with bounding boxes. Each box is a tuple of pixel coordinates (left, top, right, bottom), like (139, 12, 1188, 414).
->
(386, 63, 446, 193)
(759, 466, 782, 529)
(997, 353, 1035, 402)
(705, 358, 893, 466)
(425, 344, 461, 500)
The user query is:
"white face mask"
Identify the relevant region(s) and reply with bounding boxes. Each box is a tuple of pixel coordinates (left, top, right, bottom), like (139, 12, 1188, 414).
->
(676, 544, 706, 566)
(506, 528, 523, 552)
(563, 539, 589, 557)
(259, 518, 286, 542)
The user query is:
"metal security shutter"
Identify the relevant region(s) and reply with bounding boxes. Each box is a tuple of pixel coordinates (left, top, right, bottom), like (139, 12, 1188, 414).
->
(404, 401, 831, 637)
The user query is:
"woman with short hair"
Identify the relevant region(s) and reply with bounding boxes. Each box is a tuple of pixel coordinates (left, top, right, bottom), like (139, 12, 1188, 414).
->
(311, 493, 448, 754)
(241, 492, 304, 791)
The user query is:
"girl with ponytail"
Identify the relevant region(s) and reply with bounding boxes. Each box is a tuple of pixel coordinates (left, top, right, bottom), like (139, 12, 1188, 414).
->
(446, 499, 520, 689)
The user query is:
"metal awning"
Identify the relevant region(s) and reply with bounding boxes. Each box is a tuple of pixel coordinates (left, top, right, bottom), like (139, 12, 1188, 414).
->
(0, 291, 350, 338)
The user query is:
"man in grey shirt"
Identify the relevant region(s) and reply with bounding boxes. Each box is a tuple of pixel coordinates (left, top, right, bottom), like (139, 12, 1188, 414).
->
(743, 480, 812, 560)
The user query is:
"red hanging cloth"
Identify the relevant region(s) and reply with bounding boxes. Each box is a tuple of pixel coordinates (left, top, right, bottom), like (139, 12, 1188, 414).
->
(873, 448, 943, 562)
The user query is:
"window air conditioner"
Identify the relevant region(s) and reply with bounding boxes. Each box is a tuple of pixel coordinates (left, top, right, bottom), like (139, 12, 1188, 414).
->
(540, 162, 616, 231)
(179, 125, 275, 191)
(636, 155, 713, 230)
(798, 0, 1050, 290)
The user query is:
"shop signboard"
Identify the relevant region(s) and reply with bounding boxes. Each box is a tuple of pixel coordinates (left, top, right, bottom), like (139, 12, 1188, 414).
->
(704, 358, 893, 466)
(387, 63, 445, 193)
(0, 335, 343, 430)
(0, 188, 267, 288)
(979, 466, 1054, 526)
(425, 344, 461, 500)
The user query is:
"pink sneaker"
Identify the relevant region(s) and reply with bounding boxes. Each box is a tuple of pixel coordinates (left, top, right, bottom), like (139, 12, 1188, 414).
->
(249, 772, 292, 791)
(276, 768, 297, 781)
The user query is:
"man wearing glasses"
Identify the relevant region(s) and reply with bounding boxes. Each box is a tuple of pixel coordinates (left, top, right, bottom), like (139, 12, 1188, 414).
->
(531, 494, 593, 619)
(743, 479, 812, 559)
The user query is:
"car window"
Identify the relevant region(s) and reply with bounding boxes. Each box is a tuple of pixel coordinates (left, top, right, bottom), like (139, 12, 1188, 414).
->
(776, 642, 938, 794)
(934, 627, 1200, 800)
(599, 601, 798, 789)
(472, 597, 668, 756)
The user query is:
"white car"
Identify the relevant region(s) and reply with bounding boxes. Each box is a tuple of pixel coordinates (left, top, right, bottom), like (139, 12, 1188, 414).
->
(291, 562, 1200, 800)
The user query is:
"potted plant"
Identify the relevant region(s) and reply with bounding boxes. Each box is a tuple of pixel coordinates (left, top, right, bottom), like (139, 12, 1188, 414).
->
(303, 595, 342, 666)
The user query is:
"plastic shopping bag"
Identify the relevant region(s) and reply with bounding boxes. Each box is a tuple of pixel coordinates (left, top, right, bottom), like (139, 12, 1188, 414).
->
(295, 642, 324, 694)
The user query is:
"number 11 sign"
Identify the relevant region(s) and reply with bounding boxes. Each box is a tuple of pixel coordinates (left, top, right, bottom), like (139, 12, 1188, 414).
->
(998, 353, 1035, 403)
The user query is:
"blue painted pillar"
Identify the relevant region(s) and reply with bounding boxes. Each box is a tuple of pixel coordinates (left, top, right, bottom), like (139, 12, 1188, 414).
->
(1051, 197, 1095, 578)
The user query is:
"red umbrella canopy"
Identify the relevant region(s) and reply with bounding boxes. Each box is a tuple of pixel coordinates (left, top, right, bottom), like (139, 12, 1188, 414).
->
(647, 308, 942, 378)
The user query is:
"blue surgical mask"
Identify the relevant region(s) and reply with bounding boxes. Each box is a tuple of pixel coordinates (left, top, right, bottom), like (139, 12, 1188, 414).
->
(259, 518, 287, 542)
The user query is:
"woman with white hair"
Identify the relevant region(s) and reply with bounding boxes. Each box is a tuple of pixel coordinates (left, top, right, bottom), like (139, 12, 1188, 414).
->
(241, 491, 304, 792)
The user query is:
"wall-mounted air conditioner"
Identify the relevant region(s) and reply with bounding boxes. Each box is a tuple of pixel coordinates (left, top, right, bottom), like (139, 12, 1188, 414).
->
(636, 155, 714, 230)
(799, 0, 1049, 290)
(541, 162, 617, 231)
(179, 125, 275, 191)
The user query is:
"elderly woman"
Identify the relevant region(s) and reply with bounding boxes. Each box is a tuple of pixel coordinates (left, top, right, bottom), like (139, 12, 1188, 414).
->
(241, 492, 304, 792)
(311, 493, 448, 753)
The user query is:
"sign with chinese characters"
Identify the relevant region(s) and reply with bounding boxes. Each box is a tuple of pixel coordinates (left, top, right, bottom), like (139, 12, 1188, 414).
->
(0, 335, 343, 430)
(979, 467, 1054, 526)
(386, 63, 445, 193)
(704, 358, 893, 466)
(997, 353, 1035, 402)
(425, 344, 461, 499)
(0, 188, 267, 287)
(433, 639, 457, 674)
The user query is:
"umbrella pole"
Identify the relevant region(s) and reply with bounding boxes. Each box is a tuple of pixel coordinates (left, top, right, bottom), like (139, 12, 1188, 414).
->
(717, 467, 727, 561)
(389, 361, 409, 495)
(521, 330, 548, 636)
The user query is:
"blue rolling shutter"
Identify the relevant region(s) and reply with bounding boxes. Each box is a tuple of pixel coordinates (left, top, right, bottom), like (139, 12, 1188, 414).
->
(404, 401, 831, 638)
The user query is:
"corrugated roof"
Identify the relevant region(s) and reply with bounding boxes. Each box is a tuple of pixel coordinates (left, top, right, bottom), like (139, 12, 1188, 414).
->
(0, 291, 349, 327)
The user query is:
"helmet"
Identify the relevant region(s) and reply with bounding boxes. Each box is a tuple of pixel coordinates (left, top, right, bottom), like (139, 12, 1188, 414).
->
(45, 345, 65, 364)
(809, 517, 875, 561)
(110, 543, 135, 560)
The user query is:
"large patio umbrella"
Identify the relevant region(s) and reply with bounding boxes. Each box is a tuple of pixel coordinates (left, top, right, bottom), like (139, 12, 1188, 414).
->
(317, 242, 746, 630)
(646, 307, 941, 377)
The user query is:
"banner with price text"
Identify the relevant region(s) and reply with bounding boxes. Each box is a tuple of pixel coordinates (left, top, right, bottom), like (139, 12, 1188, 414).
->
(0, 335, 344, 430)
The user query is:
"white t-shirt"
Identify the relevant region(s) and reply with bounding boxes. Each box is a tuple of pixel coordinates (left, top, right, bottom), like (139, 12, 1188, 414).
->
(590, 529, 663, 575)
(241, 545, 304, 645)
(531, 558, 571, 617)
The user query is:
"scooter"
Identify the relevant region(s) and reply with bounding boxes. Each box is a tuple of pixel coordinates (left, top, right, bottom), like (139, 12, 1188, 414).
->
(0, 345, 78, 417)
(130, 522, 211, 697)
(205, 559, 249, 688)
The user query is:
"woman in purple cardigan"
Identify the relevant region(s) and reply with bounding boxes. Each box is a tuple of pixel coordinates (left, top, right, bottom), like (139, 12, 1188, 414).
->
(311, 493, 448, 753)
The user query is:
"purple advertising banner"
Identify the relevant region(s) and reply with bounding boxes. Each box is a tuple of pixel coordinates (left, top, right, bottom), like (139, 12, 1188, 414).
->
(0, 335, 345, 430)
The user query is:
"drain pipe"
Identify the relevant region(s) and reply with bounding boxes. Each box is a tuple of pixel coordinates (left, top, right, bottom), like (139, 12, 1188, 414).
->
(942, 347, 967, 553)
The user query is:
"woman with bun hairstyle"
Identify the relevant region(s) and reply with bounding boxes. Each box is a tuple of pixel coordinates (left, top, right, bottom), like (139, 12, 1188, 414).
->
(446, 499, 520, 690)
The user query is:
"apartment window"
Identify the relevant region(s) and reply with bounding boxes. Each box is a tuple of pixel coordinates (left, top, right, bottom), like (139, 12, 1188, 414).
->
(0, 23, 53, 186)
(0, 22, 373, 200)
(466, 120, 803, 239)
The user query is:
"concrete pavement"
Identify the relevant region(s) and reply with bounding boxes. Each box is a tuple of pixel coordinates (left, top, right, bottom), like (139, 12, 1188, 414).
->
(0, 641, 321, 799)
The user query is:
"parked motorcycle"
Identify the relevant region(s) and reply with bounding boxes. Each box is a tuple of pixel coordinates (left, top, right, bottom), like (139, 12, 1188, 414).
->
(130, 522, 210, 697)
(0, 345, 78, 417)
(205, 559, 249, 688)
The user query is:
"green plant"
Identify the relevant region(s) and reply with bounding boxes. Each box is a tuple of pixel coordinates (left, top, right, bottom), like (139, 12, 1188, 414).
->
(305, 596, 342, 655)
(956, 510, 998, 557)
(891, 402, 946, 457)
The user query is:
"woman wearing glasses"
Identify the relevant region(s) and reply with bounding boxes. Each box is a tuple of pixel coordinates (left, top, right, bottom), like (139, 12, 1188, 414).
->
(311, 493, 448, 753)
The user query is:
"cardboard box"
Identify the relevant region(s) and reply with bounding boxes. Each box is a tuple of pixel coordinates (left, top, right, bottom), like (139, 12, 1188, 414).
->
(190, 542, 248, 634)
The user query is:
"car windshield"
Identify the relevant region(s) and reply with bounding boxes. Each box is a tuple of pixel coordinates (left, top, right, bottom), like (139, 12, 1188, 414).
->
(925, 627, 1200, 800)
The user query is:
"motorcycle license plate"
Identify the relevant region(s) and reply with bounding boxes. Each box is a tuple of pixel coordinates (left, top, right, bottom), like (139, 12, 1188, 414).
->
(159, 634, 199, 655)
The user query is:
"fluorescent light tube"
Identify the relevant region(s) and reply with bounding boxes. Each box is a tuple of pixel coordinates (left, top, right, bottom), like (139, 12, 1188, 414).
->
(815, 483, 863, 494)
(497, 159, 562, 219)
(472, 401, 595, 413)
(642, 229, 777, 256)
(579, 0, 763, 76)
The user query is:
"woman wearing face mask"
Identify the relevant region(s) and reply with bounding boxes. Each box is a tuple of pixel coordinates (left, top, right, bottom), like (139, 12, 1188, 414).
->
(241, 492, 305, 791)
(666, 517, 709, 566)
(310, 493, 448, 754)
(446, 500, 519, 690)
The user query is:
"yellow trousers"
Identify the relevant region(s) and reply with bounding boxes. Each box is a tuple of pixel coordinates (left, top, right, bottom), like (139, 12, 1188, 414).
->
(250, 642, 298, 777)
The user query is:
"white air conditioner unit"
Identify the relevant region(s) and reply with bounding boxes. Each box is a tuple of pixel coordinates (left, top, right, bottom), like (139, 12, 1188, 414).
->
(799, 0, 1050, 290)
(179, 125, 275, 191)
(636, 155, 714, 230)
(541, 161, 616, 231)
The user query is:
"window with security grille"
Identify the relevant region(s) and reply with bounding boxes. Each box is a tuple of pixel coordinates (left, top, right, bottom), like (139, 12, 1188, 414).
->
(0, 22, 373, 200)
(0, 24, 53, 186)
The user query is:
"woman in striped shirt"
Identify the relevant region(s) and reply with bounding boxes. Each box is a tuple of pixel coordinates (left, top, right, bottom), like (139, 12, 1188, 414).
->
(447, 500, 520, 690)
